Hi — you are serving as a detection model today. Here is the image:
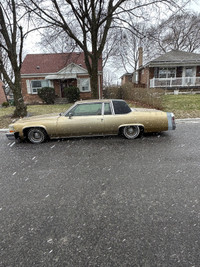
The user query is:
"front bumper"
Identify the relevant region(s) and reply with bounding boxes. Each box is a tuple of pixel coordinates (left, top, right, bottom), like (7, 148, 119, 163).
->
(6, 132, 19, 140)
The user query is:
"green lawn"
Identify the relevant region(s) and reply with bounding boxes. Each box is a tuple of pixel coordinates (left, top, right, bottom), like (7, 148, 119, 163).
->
(0, 104, 72, 129)
(0, 95, 200, 129)
(162, 94, 200, 119)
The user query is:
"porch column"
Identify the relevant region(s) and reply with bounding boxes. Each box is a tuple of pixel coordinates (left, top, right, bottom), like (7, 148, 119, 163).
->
(151, 77, 155, 88)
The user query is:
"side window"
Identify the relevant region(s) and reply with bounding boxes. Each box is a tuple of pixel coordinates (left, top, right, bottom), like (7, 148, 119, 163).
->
(104, 103, 112, 115)
(67, 103, 102, 116)
(113, 100, 131, 114)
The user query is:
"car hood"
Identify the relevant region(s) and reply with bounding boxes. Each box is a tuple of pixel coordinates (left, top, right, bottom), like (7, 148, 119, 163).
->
(16, 113, 60, 123)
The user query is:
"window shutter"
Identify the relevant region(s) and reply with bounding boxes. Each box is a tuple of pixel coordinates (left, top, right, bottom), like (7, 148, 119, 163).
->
(26, 80, 31, 94)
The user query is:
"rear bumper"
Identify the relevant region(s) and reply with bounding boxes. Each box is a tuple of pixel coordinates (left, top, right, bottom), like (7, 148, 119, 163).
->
(167, 112, 176, 130)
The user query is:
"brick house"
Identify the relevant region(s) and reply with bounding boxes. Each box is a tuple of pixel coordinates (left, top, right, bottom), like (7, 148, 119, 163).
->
(134, 50, 200, 90)
(121, 73, 133, 85)
(21, 52, 103, 104)
(0, 80, 7, 105)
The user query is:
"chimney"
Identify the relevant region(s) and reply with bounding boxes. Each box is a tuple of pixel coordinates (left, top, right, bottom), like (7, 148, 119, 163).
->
(138, 47, 143, 68)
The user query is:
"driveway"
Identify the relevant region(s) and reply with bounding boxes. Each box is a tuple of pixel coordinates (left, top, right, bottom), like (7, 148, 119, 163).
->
(0, 121, 200, 266)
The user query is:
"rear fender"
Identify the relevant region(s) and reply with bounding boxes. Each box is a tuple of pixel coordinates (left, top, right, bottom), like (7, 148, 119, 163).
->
(118, 123, 144, 133)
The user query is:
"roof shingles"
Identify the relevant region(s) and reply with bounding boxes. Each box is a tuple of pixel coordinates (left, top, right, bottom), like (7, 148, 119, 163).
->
(21, 52, 102, 75)
(151, 50, 200, 63)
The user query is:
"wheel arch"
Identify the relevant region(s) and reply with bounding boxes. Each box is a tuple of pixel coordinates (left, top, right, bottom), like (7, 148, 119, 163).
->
(23, 126, 48, 138)
(118, 123, 144, 133)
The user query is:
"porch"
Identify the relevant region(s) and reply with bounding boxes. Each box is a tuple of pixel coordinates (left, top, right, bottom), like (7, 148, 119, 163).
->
(150, 77, 200, 88)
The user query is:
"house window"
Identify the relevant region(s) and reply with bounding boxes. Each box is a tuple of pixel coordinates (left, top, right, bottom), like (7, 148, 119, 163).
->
(158, 68, 176, 78)
(79, 78, 90, 92)
(185, 67, 194, 77)
(31, 80, 50, 94)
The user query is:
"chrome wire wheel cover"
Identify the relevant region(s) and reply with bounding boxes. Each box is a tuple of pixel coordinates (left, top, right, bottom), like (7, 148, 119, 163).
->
(27, 128, 46, 144)
(123, 126, 140, 139)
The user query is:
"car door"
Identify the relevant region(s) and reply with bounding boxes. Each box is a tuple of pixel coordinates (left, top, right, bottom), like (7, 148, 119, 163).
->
(56, 102, 104, 137)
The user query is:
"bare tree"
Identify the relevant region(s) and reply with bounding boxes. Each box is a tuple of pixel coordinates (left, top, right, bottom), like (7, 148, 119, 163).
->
(146, 11, 200, 61)
(103, 67, 119, 87)
(40, 27, 79, 54)
(0, 0, 27, 117)
(22, 0, 184, 98)
(109, 1, 194, 75)
(109, 23, 149, 75)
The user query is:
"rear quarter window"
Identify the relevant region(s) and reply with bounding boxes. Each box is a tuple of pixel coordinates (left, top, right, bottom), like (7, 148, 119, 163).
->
(112, 100, 131, 114)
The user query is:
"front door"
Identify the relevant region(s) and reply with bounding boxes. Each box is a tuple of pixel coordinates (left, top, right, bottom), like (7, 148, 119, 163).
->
(60, 79, 77, 97)
(56, 102, 104, 137)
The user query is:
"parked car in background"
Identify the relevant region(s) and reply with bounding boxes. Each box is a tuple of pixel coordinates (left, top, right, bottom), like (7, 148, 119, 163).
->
(6, 99, 176, 144)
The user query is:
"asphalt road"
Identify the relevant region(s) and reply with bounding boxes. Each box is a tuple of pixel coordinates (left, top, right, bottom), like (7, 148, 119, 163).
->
(0, 121, 200, 266)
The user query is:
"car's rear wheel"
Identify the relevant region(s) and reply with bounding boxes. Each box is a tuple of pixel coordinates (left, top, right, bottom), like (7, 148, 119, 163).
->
(123, 125, 140, 139)
(27, 128, 47, 144)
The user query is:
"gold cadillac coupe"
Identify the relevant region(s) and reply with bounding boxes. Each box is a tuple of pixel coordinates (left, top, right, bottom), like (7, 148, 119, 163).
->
(6, 99, 176, 144)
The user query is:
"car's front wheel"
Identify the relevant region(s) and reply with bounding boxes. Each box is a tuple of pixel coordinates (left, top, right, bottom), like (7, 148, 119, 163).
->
(27, 128, 47, 144)
(123, 125, 140, 139)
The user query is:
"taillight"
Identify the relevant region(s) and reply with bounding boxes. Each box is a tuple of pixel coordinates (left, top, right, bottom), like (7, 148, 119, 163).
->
(171, 113, 176, 130)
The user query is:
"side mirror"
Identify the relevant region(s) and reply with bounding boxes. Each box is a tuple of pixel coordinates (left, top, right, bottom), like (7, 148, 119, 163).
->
(69, 113, 73, 119)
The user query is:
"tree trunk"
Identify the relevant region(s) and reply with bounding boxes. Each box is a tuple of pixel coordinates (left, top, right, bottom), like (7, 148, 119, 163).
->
(12, 73, 27, 117)
(90, 59, 99, 99)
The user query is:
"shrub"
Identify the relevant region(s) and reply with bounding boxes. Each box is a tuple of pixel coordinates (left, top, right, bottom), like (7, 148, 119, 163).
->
(104, 83, 164, 109)
(103, 86, 123, 99)
(37, 87, 55, 104)
(63, 86, 80, 103)
(121, 83, 164, 110)
(2, 101, 9, 108)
